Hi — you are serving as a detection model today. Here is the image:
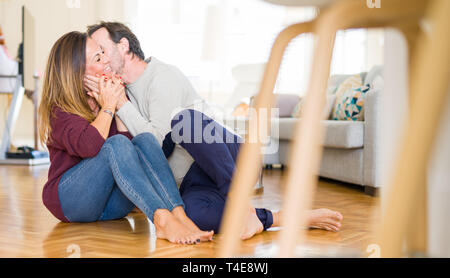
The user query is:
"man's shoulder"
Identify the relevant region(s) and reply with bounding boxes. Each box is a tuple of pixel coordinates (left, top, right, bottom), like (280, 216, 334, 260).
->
(147, 57, 185, 80)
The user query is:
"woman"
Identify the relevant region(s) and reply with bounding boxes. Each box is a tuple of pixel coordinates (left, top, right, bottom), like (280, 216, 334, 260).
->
(38, 31, 213, 244)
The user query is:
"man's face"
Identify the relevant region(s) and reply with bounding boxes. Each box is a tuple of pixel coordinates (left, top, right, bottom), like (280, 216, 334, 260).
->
(90, 27, 125, 75)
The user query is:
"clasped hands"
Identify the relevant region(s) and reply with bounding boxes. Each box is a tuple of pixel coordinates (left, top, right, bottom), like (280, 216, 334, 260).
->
(84, 73, 128, 116)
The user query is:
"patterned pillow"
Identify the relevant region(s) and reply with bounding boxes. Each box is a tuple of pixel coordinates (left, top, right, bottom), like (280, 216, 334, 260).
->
(332, 84, 371, 121)
(334, 74, 363, 98)
(331, 74, 363, 118)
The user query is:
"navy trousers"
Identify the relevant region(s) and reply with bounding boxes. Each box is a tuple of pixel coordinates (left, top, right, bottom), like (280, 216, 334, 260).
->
(164, 109, 273, 234)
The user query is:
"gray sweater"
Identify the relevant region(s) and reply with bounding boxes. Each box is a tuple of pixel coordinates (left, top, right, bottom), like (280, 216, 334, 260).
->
(116, 57, 212, 186)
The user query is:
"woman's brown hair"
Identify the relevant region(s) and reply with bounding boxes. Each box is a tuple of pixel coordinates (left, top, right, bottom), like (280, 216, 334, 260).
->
(38, 31, 95, 145)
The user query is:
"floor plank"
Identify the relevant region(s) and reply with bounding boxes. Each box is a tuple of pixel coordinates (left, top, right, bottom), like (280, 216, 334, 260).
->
(0, 164, 380, 258)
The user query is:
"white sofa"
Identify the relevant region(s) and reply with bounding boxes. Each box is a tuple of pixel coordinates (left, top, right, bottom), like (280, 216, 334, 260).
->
(224, 66, 383, 195)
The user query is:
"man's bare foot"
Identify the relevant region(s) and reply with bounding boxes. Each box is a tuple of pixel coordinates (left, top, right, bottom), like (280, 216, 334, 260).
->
(240, 207, 264, 240)
(171, 206, 214, 242)
(306, 208, 343, 232)
(153, 209, 211, 244)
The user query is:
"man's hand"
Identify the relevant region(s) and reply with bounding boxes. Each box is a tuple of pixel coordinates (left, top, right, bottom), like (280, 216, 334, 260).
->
(116, 88, 129, 111)
(110, 72, 128, 111)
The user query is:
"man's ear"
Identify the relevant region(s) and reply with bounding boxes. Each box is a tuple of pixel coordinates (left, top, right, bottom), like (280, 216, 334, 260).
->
(118, 37, 130, 55)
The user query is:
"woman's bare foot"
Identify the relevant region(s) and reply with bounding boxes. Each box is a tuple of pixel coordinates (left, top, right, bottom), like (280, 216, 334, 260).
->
(171, 206, 214, 242)
(153, 209, 211, 244)
(306, 208, 343, 232)
(240, 207, 264, 240)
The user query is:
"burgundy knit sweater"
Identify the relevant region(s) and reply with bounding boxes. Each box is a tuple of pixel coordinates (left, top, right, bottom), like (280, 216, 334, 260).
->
(43, 107, 132, 222)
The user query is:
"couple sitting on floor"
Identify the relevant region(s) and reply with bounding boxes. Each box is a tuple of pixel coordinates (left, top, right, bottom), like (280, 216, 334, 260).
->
(39, 21, 343, 244)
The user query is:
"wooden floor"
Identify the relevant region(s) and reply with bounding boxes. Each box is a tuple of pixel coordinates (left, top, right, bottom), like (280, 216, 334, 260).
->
(0, 164, 380, 258)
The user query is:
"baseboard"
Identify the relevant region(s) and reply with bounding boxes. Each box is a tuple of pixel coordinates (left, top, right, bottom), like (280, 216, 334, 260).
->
(364, 186, 379, 197)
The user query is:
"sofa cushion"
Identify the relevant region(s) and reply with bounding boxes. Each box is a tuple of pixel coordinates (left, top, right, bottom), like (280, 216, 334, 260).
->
(332, 84, 371, 121)
(249, 94, 300, 117)
(364, 65, 383, 85)
(274, 118, 364, 148)
(275, 94, 301, 117)
(291, 94, 336, 119)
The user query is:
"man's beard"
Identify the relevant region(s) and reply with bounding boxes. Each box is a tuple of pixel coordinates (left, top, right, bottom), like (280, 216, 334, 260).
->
(111, 57, 125, 75)
(110, 47, 125, 75)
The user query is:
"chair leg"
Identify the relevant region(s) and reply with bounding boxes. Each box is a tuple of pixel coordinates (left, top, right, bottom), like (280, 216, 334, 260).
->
(377, 0, 450, 258)
(406, 173, 427, 256)
(398, 27, 426, 246)
(276, 13, 337, 259)
(276, 0, 428, 257)
(216, 21, 316, 258)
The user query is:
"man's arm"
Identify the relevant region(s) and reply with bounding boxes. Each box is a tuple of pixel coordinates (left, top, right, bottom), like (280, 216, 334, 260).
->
(115, 100, 166, 145)
(116, 67, 197, 147)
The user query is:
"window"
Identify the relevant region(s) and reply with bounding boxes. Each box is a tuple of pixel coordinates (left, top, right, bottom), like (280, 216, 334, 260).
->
(127, 0, 380, 105)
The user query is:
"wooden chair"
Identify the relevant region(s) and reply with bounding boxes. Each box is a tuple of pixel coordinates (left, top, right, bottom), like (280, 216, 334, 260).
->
(217, 0, 448, 258)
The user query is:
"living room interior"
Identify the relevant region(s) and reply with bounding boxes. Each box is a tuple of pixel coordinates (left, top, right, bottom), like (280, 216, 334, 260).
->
(0, 0, 448, 258)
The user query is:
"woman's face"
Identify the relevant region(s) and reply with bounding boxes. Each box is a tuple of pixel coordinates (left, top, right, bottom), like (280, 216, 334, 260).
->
(85, 37, 112, 76)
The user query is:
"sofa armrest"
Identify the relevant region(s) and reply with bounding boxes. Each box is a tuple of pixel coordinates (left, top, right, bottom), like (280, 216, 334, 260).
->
(363, 88, 382, 187)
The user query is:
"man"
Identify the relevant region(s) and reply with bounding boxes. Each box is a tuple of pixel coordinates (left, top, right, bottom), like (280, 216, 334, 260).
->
(84, 22, 343, 239)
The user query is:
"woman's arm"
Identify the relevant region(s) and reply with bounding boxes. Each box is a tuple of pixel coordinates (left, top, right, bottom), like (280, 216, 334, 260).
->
(50, 108, 107, 158)
(114, 115, 129, 132)
(90, 108, 115, 139)
(89, 76, 124, 139)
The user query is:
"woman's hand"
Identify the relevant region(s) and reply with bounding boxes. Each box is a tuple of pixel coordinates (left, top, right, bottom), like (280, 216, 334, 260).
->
(86, 95, 100, 117)
(92, 74, 124, 111)
(88, 75, 123, 140)
(86, 73, 127, 111)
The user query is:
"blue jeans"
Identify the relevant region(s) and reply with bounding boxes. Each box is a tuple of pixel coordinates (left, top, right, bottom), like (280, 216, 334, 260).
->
(58, 133, 184, 223)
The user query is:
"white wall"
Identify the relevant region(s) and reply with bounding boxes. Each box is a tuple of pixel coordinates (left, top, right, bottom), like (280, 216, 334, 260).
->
(0, 0, 124, 148)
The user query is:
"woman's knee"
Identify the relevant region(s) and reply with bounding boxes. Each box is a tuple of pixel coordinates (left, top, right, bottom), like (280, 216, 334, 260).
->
(101, 135, 140, 163)
(105, 134, 132, 148)
(132, 132, 159, 147)
(102, 134, 135, 153)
